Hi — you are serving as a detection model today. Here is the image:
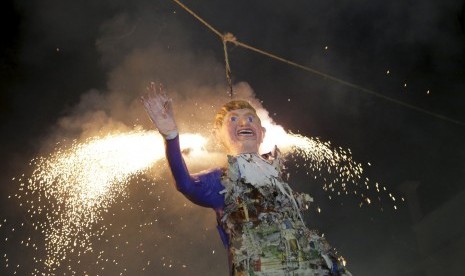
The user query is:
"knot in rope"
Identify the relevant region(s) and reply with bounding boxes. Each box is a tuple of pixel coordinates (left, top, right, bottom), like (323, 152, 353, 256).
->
(223, 32, 237, 44)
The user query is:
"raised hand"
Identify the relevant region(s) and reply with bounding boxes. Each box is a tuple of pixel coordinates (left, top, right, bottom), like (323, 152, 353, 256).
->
(141, 82, 178, 139)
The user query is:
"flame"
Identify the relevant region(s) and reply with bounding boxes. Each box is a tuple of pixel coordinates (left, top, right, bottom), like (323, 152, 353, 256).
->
(260, 119, 291, 153)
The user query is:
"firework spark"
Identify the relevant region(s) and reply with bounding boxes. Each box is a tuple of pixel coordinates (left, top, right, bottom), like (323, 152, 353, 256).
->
(8, 121, 398, 273)
(261, 117, 367, 203)
(20, 131, 207, 272)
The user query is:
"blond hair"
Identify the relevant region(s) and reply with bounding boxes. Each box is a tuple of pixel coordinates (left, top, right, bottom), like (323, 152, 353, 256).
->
(214, 100, 258, 129)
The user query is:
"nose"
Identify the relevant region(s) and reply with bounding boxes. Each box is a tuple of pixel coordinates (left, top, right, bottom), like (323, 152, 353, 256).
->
(238, 116, 250, 126)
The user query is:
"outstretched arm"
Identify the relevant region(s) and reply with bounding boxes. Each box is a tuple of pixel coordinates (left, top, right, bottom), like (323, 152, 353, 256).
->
(140, 82, 190, 191)
(141, 83, 224, 208)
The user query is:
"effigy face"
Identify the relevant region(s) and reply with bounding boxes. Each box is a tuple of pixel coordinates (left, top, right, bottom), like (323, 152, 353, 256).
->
(217, 108, 265, 155)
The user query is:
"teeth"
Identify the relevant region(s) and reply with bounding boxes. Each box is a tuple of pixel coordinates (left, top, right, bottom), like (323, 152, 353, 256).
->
(237, 129, 254, 136)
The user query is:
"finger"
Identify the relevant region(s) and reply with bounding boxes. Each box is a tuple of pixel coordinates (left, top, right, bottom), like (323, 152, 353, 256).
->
(141, 93, 152, 105)
(142, 98, 151, 109)
(159, 83, 168, 98)
(141, 93, 155, 105)
(146, 82, 156, 96)
(144, 86, 153, 102)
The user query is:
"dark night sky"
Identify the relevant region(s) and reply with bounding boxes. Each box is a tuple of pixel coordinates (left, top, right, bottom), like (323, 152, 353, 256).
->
(1, 0, 465, 275)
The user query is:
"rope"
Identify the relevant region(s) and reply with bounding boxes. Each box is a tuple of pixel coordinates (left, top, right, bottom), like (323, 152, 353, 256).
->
(171, 0, 223, 38)
(172, 0, 234, 97)
(171, 0, 465, 127)
(223, 34, 234, 98)
(231, 40, 465, 126)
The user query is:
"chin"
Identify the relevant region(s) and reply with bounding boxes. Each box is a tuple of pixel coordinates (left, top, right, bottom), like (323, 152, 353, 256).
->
(237, 144, 260, 154)
(224, 138, 260, 154)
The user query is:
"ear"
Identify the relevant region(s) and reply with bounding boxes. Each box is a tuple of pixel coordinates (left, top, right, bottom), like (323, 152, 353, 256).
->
(260, 127, 266, 144)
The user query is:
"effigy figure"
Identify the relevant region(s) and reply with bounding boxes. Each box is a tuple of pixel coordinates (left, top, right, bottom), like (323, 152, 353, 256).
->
(141, 82, 351, 275)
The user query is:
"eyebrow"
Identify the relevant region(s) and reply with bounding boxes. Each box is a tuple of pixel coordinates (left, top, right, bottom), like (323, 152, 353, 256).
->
(229, 111, 256, 116)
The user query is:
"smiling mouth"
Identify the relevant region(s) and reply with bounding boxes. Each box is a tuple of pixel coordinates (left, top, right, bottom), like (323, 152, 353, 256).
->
(237, 128, 255, 137)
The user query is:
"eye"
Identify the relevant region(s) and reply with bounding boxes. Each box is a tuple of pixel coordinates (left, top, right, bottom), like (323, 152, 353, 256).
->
(247, 116, 254, 122)
(230, 116, 238, 122)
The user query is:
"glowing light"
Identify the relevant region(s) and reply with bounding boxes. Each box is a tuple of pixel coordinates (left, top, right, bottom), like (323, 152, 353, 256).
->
(260, 117, 365, 200)
(11, 116, 398, 272)
(19, 130, 206, 270)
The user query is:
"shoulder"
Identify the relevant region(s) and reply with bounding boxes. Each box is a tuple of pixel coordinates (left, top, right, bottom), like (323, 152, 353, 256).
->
(192, 167, 224, 179)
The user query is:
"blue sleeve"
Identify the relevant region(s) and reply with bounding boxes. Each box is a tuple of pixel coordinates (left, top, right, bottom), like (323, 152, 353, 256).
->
(165, 135, 225, 209)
